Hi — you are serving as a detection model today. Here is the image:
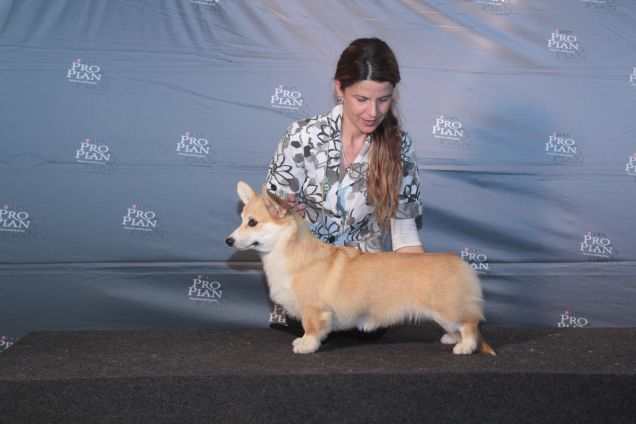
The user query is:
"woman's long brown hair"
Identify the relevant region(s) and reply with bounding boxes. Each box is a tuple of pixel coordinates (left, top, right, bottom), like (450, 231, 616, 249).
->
(334, 38, 403, 228)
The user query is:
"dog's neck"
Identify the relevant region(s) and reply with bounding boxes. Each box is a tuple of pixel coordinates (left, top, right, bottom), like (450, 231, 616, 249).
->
(261, 212, 326, 267)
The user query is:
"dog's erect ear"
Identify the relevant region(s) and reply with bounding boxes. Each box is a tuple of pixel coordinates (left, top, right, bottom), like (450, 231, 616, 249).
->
(261, 186, 288, 219)
(237, 181, 256, 204)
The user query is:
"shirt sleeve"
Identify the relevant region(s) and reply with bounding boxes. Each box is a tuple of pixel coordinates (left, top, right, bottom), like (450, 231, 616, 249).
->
(390, 217, 422, 251)
(395, 131, 424, 219)
(265, 123, 306, 198)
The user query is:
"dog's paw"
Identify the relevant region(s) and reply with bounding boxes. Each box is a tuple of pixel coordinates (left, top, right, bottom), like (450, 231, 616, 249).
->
(452, 340, 477, 355)
(292, 336, 320, 354)
(441, 332, 461, 345)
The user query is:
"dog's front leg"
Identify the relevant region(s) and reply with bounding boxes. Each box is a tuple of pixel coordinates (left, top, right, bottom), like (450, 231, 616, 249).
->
(292, 310, 332, 354)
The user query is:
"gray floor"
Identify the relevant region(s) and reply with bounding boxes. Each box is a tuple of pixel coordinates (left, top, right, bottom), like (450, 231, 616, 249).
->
(1, 326, 635, 423)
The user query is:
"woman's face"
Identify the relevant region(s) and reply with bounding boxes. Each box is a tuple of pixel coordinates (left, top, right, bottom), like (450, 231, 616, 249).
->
(335, 79, 394, 137)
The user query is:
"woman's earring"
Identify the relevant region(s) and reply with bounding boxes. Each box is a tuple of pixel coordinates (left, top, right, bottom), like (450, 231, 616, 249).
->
(337, 96, 343, 104)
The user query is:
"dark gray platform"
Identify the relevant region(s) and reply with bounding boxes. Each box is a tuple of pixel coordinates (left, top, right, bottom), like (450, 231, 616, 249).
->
(1, 326, 635, 423)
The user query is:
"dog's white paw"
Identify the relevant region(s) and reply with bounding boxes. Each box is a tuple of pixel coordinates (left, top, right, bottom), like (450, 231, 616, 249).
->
(441, 332, 461, 345)
(292, 336, 320, 354)
(452, 340, 477, 355)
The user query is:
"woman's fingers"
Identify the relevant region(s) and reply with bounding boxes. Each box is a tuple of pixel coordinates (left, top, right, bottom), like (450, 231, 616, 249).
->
(284, 194, 305, 216)
(286, 194, 297, 209)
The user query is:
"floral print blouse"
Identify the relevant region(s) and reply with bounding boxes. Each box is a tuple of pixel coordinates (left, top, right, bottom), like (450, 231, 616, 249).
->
(265, 104, 423, 253)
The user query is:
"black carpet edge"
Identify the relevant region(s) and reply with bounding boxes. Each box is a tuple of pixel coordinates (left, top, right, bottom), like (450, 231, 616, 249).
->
(1, 373, 635, 424)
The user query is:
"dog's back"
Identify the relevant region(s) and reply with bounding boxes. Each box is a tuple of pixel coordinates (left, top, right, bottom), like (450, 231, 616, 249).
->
(289, 249, 484, 335)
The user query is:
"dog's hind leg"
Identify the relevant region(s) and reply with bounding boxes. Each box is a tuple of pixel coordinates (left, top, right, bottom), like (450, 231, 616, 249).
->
(292, 310, 332, 354)
(452, 321, 479, 355)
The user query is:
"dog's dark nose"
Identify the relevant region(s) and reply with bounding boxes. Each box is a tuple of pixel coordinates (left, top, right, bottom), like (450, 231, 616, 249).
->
(225, 237, 235, 247)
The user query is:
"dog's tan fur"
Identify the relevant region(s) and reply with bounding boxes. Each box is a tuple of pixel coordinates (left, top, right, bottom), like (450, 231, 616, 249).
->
(227, 181, 495, 355)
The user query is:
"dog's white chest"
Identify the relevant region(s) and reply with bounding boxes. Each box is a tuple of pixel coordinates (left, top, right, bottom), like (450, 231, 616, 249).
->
(262, 254, 298, 314)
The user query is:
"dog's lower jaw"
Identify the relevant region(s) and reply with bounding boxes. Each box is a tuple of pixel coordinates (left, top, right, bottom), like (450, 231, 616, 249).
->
(292, 335, 321, 354)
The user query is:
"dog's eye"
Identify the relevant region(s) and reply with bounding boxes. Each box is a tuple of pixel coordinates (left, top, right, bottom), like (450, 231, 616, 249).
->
(248, 218, 258, 227)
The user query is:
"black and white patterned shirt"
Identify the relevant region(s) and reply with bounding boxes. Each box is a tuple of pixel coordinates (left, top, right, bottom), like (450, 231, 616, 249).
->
(266, 104, 423, 252)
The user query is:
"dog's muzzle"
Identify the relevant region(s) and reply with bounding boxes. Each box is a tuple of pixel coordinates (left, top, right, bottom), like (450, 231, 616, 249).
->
(225, 237, 259, 248)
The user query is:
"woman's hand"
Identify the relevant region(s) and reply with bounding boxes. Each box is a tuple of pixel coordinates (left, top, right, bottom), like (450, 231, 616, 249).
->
(286, 194, 306, 217)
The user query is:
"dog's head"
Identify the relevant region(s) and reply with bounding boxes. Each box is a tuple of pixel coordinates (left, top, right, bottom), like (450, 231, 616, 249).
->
(225, 181, 290, 253)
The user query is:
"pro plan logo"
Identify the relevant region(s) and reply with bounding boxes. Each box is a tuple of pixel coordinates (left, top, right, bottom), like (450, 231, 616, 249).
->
(0, 204, 36, 240)
(548, 29, 585, 61)
(626, 153, 636, 176)
(190, 0, 223, 8)
(630, 67, 636, 86)
(580, 232, 616, 260)
(67, 58, 102, 85)
(581, 0, 617, 12)
(0, 205, 31, 233)
(1, 335, 19, 352)
(76, 138, 112, 166)
(177, 131, 215, 166)
(122, 203, 158, 232)
(270, 304, 288, 324)
(545, 132, 583, 165)
(461, 247, 490, 274)
(188, 274, 224, 303)
(474, 0, 513, 14)
(432, 115, 470, 148)
(270, 84, 307, 116)
(557, 310, 590, 328)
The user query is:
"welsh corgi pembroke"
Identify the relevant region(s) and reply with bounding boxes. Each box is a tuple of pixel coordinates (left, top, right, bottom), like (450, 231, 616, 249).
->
(226, 181, 495, 356)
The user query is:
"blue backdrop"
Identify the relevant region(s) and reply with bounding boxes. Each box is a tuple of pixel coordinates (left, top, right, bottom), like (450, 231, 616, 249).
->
(1, 0, 635, 350)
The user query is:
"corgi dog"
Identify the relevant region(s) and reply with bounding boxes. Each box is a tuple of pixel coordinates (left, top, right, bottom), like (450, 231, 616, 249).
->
(226, 181, 495, 356)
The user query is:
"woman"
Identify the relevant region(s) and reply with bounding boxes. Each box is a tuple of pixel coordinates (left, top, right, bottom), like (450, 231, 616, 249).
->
(266, 37, 424, 337)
